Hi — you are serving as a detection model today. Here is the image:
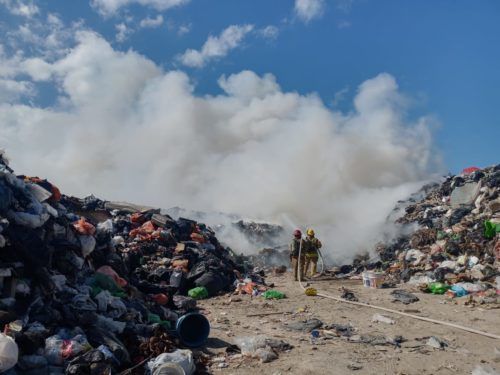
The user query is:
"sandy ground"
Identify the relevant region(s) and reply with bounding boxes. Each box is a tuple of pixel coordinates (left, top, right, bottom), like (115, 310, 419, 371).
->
(197, 272, 500, 375)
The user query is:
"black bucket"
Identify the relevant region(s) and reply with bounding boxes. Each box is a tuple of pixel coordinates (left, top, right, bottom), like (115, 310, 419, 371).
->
(175, 313, 210, 347)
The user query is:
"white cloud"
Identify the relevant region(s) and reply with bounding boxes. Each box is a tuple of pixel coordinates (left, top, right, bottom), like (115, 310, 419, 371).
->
(0, 46, 24, 78)
(177, 23, 191, 36)
(139, 14, 164, 28)
(5, 16, 83, 60)
(178, 24, 254, 68)
(336, 0, 354, 13)
(115, 23, 133, 42)
(0, 33, 440, 262)
(0, 78, 33, 102)
(332, 86, 349, 106)
(294, 0, 325, 23)
(91, 0, 190, 16)
(218, 70, 280, 100)
(258, 25, 279, 40)
(0, 0, 39, 17)
(166, 19, 192, 36)
(21, 58, 53, 81)
(337, 20, 351, 29)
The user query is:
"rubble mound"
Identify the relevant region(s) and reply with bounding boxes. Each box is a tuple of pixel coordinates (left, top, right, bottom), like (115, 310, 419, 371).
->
(0, 153, 257, 373)
(373, 165, 500, 298)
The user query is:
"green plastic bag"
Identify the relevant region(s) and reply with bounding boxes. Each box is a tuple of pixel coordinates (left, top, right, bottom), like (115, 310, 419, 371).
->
(484, 220, 500, 239)
(148, 313, 171, 329)
(90, 273, 126, 298)
(427, 282, 450, 295)
(262, 290, 286, 300)
(188, 287, 209, 300)
(436, 231, 447, 240)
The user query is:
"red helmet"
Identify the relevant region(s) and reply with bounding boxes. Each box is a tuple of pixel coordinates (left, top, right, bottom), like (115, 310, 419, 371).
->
(293, 229, 302, 237)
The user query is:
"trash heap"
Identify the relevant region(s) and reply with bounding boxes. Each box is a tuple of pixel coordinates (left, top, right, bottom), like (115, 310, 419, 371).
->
(372, 165, 500, 300)
(0, 153, 257, 374)
(232, 220, 285, 248)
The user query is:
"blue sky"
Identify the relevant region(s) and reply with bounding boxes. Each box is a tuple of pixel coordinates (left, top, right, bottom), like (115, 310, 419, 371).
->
(0, 0, 499, 173)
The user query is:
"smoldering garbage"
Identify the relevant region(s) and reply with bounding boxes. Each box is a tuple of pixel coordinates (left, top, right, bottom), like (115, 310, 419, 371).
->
(0, 155, 268, 374)
(342, 164, 500, 306)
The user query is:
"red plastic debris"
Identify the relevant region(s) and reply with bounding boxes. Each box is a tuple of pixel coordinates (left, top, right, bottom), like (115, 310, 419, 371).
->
(462, 166, 480, 175)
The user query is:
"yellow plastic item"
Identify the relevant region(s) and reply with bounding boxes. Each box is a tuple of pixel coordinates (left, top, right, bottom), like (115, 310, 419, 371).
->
(306, 228, 315, 236)
(305, 287, 317, 296)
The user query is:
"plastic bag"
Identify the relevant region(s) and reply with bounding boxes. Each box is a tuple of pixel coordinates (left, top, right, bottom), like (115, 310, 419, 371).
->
(147, 350, 195, 375)
(90, 273, 126, 298)
(472, 365, 500, 375)
(372, 313, 395, 325)
(71, 293, 97, 311)
(234, 336, 268, 354)
(450, 285, 468, 297)
(147, 313, 171, 329)
(79, 235, 96, 257)
(188, 287, 209, 300)
(95, 290, 127, 318)
(73, 218, 96, 235)
(484, 220, 500, 239)
(0, 333, 19, 371)
(407, 275, 435, 285)
(97, 219, 114, 234)
(96, 266, 127, 287)
(172, 295, 197, 311)
(7, 210, 50, 228)
(262, 290, 286, 300)
(427, 282, 450, 295)
(96, 315, 126, 334)
(453, 282, 486, 294)
(27, 183, 52, 202)
(45, 333, 90, 365)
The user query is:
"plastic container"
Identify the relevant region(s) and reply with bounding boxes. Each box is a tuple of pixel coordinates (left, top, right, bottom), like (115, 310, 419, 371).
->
(362, 272, 372, 288)
(175, 313, 210, 347)
(362, 271, 384, 288)
(370, 272, 385, 288)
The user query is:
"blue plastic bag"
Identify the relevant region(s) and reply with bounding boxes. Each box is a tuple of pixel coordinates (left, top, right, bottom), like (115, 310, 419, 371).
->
(451, 285, 467, 297)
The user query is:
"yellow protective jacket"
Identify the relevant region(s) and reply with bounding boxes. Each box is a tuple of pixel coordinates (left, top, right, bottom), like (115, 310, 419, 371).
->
(304, 236, 322, 257)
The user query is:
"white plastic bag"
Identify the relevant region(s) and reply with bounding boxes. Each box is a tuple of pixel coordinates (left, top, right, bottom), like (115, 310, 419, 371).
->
(472, 365, 500, 375)
(79, 235, 96, 257)
(147, 349, 195, 375)
(0, 333, 19, 371)
(45, 333, 90, 365)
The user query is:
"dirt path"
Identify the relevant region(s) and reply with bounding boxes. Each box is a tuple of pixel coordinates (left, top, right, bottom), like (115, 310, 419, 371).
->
(197, 273, 500, 374)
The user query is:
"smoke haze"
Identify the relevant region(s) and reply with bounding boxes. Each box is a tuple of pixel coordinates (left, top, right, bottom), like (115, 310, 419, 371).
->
(0, 32, 442, 263)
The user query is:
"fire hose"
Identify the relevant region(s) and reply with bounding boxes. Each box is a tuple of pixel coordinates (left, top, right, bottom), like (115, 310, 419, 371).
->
(296, 236, 500, 340)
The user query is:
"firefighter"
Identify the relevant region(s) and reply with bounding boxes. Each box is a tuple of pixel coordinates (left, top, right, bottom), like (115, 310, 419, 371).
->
(289, 229, 305, 281)
(304, 228, 322, 277)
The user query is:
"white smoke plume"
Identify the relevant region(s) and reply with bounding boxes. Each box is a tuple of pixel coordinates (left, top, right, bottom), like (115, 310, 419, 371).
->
(0, 31, 442, 263)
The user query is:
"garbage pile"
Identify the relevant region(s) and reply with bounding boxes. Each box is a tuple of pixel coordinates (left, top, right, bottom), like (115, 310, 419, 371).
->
(248, 245, 290, 271)
(0, 153, 257, 374)
(232, 220, 285, 248)
(369, 165, 500, 301)
(164, 207, 286, 254)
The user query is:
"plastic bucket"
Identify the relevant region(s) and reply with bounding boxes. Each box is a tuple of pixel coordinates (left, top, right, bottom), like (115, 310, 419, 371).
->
(175, 313, 210, 347)
(368, 272, 385, 288)
(362, 272, 373, 288)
